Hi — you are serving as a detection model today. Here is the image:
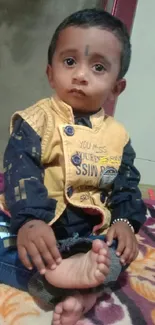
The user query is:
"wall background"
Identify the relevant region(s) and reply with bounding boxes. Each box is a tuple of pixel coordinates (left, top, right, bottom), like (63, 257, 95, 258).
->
(0, 0, 97, 166)
(115, 0, 155, 184)
(0, 0, 154, 185)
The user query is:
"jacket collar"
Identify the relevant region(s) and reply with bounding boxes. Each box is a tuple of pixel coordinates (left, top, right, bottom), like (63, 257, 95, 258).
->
(50, 95, 105, 129)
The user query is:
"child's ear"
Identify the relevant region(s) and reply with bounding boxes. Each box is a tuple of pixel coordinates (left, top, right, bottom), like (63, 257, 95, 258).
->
(109, 79, 126, 101)
(46, 64, 55, 88)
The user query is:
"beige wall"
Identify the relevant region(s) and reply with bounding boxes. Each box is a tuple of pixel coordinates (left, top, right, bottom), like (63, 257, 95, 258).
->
(0, 0, 98, 168)
(115, 0, 155, 185)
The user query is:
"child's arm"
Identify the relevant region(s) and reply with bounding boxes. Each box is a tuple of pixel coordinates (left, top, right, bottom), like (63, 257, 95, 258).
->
(4, 118, 61, 273)
(106, 140, 146, 265)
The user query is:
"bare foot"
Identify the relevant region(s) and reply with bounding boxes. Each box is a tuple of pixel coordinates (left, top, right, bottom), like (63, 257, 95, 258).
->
(52, 292, 98, 325)
(45, 239, 110, 289)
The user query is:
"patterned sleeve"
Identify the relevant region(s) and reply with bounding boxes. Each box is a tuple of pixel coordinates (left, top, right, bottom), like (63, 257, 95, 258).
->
(4, 118, 57, 233)
(107, 140, 146, 233)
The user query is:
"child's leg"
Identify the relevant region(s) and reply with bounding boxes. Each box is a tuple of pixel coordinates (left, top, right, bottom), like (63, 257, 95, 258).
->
(0, 212, 35, 291)
(52, 291, 101, 325)
(29, 234, 124, 304)
(52, 238, 125, 325)
(44, 235, 123, 290)
(45, 239, 109, 289)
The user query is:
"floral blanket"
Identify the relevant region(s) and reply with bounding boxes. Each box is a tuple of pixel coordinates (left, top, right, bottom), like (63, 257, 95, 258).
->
(82, 205, 155, 325)
(0, 171, 154, 325)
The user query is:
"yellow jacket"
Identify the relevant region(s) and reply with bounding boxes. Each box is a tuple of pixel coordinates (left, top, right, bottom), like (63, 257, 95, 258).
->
(10, 96, 129, 233)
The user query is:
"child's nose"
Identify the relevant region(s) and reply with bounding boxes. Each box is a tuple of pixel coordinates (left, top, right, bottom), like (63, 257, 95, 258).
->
(72, 66, 89, 85)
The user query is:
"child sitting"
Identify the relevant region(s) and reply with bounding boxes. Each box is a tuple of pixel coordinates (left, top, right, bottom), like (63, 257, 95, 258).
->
(1, 8, 146, 325)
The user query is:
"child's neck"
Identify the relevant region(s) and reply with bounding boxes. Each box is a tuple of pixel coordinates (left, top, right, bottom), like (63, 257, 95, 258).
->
(73, 108, 101, 117)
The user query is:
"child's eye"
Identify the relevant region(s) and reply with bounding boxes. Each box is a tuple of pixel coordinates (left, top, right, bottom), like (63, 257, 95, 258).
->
(93, 64, 105, 72)
(64, 58, 76, 66)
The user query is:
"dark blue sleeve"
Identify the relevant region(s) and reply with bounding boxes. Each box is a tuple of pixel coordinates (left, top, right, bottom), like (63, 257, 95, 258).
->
(107, 141, 146, 233)
(4, 118, 57, 234)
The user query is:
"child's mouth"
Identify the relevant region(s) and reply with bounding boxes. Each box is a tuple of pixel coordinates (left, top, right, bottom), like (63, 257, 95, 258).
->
(69, 88, 86, 97)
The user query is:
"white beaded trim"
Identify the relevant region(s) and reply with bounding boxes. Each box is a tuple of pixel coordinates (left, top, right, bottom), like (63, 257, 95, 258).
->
(112, 218, 134, 233)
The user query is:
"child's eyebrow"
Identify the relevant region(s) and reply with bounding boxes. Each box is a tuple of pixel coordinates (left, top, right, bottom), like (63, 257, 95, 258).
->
(90, 53, 111, 69)
(59, 49, 78, 57)
(59, 49, 111, 68)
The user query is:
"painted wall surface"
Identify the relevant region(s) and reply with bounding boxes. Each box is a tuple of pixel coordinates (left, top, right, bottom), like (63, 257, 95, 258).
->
(1, 0, 154, 185)
(115, 0, 155, 185)
(0, 0, 97, 166)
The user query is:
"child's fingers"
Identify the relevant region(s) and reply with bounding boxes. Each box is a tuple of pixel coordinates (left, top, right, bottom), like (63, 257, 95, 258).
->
(18, 245, 33, 270)
(37, 238, 56, 269)
(126, 242, 139, 264)
(51, 245, 62, 264)
(134, 244, 139, 259)
(44, 231, 62, 264)
(116, 236, 126, 257)
(106, 227, 115, 246)
(120, 241, 133, 264)
(27, 242, 46, 274)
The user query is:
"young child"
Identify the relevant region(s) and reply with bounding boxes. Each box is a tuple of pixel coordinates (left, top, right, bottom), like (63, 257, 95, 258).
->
(1, 8, 146, 325)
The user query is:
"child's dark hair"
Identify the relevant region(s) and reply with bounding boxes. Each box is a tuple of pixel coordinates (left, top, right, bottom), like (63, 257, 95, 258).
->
(48, 8, 131, 79)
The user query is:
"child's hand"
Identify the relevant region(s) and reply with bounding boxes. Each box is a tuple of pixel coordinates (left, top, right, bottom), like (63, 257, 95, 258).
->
(17, 220, 62, 274)
(106, 221, 138, 265)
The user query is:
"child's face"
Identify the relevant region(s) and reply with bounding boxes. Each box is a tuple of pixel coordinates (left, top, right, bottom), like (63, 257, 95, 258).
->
(47, 26, 126, 113)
